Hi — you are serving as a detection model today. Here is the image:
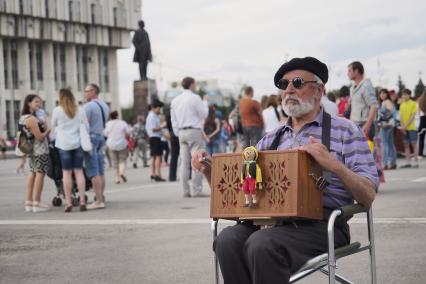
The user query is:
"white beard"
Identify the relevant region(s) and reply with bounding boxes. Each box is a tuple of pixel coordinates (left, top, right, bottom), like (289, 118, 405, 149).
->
(282, 94, 316, 118)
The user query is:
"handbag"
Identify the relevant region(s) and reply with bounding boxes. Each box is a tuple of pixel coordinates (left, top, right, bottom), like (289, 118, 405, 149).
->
(15, 115, 34, 156)
(79, 110, 92, 152)
(80, 124, 92, 152)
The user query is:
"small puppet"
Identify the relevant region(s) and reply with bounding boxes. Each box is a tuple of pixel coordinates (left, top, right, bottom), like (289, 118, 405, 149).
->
(241, 146, 262, 208)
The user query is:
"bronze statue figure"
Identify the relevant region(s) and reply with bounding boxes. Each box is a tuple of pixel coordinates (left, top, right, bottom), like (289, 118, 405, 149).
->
(133, 20, 152, 80)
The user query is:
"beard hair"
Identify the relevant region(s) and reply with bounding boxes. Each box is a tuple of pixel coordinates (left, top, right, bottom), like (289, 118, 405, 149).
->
(282, 92, 316, 118)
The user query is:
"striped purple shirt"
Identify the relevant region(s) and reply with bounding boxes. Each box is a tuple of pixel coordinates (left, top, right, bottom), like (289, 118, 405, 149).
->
(256, 109, 379, 208)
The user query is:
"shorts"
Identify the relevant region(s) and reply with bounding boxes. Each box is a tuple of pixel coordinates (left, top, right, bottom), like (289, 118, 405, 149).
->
(84, 134, 105, 178)
(109, 148, 128, 168)
(149, 137, 162, 156)
(403, 130, 418, 144)
(58, 147, 84, 170)
(29, 153, 49, 173)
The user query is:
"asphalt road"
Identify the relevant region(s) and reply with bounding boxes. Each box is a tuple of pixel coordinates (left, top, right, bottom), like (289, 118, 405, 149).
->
(0, 156, 425, 284)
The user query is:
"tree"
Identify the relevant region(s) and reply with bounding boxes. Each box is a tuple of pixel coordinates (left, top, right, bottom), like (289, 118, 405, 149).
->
(397, 75, 406, 97)
(414, 78, 425, 99)
(121, 107, 135, 124)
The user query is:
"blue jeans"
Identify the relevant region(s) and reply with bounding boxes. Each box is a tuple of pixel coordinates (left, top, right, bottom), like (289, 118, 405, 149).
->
(84, 134, 105, 178)
(380, 127, 396, 166)
(207, 140, 220, 155)
(58, 147, 84, 170)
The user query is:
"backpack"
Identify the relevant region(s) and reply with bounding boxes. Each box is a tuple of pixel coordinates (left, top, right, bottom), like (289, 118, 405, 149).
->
(15, 115, 34, 156)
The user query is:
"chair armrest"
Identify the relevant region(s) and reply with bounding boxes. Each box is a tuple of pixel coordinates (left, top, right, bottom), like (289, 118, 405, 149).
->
(339, 204, 368, 217)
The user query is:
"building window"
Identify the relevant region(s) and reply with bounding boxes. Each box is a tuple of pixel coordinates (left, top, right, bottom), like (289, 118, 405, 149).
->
(10, 40, 18, 89)
(76, 46, 89, 91)
(5, 100, 20, 139)
(82, 47, 88, 87)
(29, 42, 43, 90)
(19, 0, 24, 14)
(68, 0, 73, 21)
(76, 47, 81, 90)
(76, 0, 81, 21)
(91, 3, 96, 23)
(53, 0, 58, 18)
(45, 0, 49, 17)
(36, 43, 43, 87)
(0, 0, 6, 12)
(53, 43, 66, 89)
(98, 48, 109, 92)
(3, 41, 9, 89)
(113, 7, 117, 26)
(29, 42, 35, 90)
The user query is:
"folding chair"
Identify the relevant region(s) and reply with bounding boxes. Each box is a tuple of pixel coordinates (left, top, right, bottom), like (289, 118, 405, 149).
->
(211, 204, 377, 284)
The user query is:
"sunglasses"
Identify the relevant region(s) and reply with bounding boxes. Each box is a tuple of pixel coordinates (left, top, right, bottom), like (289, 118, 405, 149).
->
(277, 77, 318, 90)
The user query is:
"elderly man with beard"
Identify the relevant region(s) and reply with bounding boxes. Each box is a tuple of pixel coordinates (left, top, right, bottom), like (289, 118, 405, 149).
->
(191, 57, 379, 284)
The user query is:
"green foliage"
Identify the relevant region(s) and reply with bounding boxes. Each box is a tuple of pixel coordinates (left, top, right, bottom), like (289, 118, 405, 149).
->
(414, 78, 425, 99)
(196, 87, 206, 98)
(397, 75, 406, 97)
(121, 107, 135, 124)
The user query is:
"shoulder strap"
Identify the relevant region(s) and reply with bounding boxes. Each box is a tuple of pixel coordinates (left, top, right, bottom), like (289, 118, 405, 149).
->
(269, 111, 333, 189)
(321, 111, 333, 185)
(93, 101, 106, 128)
(273, 107, 280, 121)
(322, 111, 331, 151)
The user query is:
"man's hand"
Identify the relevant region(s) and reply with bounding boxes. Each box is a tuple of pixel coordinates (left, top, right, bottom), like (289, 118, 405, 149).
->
(362, 123, 371, 138)
(191, 150, 212, 185)
(299, 136, 339, 173)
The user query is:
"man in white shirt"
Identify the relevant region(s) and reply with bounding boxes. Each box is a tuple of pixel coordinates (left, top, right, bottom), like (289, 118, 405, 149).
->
(321, 94, 338, 116)
(171, 77, 209, 197)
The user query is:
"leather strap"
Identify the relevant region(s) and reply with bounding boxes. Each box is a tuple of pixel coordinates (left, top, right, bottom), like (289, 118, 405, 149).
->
(268, 110, 333, 189)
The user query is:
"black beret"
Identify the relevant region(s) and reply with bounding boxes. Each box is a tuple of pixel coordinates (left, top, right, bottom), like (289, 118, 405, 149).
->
(274, 57, 328, 88)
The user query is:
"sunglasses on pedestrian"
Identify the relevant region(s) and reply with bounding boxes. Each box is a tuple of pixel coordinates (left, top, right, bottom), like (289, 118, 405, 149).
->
(277, 77, 319, 90)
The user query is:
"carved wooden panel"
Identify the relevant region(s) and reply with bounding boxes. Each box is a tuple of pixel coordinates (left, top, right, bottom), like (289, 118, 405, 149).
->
(210, 150, 323, 220)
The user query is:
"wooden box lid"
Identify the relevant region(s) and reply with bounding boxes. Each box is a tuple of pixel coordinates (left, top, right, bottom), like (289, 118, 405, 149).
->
(210, 149, 323, 220)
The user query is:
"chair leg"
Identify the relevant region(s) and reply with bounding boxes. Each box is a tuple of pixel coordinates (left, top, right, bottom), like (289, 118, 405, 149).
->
(211, 219, 219, 284)
(367, 208, 377, 284)
(327, 210, 342, 284)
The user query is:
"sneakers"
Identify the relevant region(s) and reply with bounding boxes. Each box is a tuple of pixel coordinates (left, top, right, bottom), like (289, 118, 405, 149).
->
(87, 202, 106, 210)
(183, 192, 191, 198)
(25, 201, 32, 212)
(400, 164, 412, 169)
(32, 203, 50, 213)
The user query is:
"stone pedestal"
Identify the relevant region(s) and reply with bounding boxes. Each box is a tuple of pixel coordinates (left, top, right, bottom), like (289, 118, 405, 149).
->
(133, 79, 158, 118)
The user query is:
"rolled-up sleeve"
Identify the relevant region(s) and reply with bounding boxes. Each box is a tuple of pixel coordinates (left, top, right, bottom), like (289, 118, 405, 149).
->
(342, 123, 379, 189)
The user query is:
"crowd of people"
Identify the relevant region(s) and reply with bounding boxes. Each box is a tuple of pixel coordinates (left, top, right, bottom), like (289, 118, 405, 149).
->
(11, 61, 425, 219)
(7, 54, 425, 284)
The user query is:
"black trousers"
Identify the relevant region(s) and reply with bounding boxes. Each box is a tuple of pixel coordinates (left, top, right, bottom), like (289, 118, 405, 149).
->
(418, 115, 426, 157)
(168, 135, 180, 181)
(214, 213, 349, 284)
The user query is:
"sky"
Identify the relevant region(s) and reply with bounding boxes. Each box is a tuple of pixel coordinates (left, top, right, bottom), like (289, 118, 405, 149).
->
(117, 0, 426, 107)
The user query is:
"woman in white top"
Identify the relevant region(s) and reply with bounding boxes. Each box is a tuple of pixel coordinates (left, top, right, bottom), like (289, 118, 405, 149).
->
(104, 111, 131, 184)
(262, 95, 282, 134)
(51, 88, 88, 212)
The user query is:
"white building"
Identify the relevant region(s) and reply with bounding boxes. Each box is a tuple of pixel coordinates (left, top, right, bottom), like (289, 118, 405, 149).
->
(0, 0, 141, 138)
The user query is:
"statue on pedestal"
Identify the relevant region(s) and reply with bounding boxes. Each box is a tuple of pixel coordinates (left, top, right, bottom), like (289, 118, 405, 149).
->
(133, 20, 152, 81)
